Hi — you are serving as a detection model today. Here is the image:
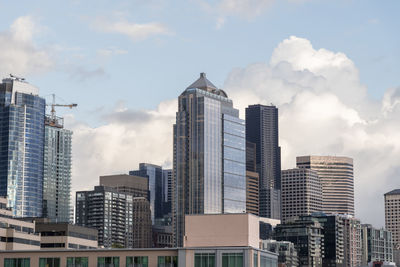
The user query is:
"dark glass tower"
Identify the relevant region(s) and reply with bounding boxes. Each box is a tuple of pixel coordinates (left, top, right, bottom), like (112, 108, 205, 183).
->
(173, 73, 246, 246)
(246, 104, 281, 219)
(0, 76, 45, 217)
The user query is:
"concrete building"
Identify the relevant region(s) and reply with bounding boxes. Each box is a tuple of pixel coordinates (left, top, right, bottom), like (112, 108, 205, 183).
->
(43, 115, 72, 223)
(342, 216, 362, 267)
(35, 222, 97, 249)
(261, 240, 299, 267)
(246, 171, 259, 216)
(173, 73, 247, 246)
(75, 186, 152, 248)
(99, 174, 149, 198)
(0, 76, 46, 217)
(273, 216, 324, 267)
(361, 224, 394, 265)
(0, 198, 40, 250)
(297, 156, 355, 216)
(385, 189, 400, 266)
(0, 213, 278, 267)
(281, 168, 322, 223)
(246, 104, 281, 219)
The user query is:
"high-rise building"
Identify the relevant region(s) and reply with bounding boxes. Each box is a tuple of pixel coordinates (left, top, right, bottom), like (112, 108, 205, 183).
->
(385, 189, 400, 266)
(361, 224, 394, 265)
(0, 76, 45, 217)
(297, 156, 354, 216)
(246, 171, 259, 216)
(274, 216, 324, 267)
(173, 73, 246, 246)
(281, 168, 322, 223)
(130, 163, 163, 223)
(246, 104, 281, 219)
(42, 115, 72, 222)
(99, 174, 149, 198)
(162, 169, 172, 219)
(75, 186, 152, 248)
(342, 215, 362, 267)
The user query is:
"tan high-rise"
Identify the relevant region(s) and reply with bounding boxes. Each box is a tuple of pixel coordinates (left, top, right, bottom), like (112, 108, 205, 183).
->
(297, 156, 354, 216)
(385, 189, 400, 266)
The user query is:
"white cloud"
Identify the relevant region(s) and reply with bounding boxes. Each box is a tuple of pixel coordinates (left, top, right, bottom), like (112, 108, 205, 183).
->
(0, 16, 53, 78)
(92, 18, 172, 42)
(68, 36, 399, 228)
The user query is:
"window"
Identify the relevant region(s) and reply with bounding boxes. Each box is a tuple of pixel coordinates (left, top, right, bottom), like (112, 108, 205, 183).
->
(67, 257, 88, 267)
(39, 258, 60, 267)
(98, 257, 119, 267)
(195, 253, 215, 267)
(4, 258, 30, 267)
(126, 256, 148, 267)
(253, 252, 258, 267)
(222, 253, 243, 267)
(157, 256, 177, 267)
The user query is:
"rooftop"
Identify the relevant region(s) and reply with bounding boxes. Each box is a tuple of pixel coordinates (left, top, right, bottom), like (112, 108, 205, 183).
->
(385, 189, 400, 196)
(185, 73, 228, 98)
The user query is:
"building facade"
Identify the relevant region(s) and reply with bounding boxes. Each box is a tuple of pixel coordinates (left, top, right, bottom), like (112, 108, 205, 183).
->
(0, 76, 45, 217)
(246, 104, 281, 219)
(342, 216, 362, 267)
(75, 186, 152, 248)
(173, 73, 246, 246)
(297, 156, 355, 216)
(261, 240, 299, 267)
(281, 168, 322, 223)
(42, 115, 72, 222)
(246, 171, 259, 216)
(274, 216, 324, 267)
(385, 190, 400, 249)
(361, 224, 394, 265)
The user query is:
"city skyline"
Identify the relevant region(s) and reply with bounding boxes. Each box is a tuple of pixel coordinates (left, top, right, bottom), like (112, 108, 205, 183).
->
(0, 1, 398, 229)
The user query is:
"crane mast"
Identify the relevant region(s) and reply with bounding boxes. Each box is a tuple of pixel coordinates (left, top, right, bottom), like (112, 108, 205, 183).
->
(46, 94, 77, 127)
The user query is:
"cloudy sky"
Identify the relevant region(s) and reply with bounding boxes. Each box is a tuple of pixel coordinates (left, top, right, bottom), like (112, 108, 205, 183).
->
(0, 0, 399, 227)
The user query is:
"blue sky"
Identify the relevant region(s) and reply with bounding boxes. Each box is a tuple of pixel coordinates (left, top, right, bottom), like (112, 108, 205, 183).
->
(1, 0, 399, 227)
(0, 0, 399, 120)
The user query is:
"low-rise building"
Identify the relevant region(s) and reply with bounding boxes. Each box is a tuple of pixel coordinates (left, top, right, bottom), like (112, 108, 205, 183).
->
(261, 240, 299, 267)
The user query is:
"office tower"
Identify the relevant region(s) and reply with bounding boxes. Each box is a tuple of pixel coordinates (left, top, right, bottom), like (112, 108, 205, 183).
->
(312, 214, 345, 267)
(75, 186, 152, 248)
(162, 169, 172, 219)
(281, 168, 322, 223)
(173, 73, 246, 246)
(246, 104, 281, 219)
(297, 156, 354, 216)
(246, 171, 259, 216)
(274, 216, 324, 267)
(361, 224, 394, 265)
(385, 189, 400, 266)
(130, 163, 163, 223)
(42, 115, 72, 222)
(99, 174, 149, 197)
(0, 76, 45, 217)
(342, 216, 362, 267)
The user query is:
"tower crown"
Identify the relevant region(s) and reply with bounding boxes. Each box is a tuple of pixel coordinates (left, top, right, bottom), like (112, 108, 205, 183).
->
(185, 73, 228, 97)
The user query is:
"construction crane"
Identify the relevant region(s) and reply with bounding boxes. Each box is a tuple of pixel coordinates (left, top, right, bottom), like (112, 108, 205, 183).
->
(46, 94, 77, 126)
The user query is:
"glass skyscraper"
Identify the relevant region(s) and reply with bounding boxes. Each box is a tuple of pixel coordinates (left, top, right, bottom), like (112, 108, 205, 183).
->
(0, 76, 45, 217)
(173, 73, 246, 246)
(43, 115, 72, 222)
(246, 104, 281, 219)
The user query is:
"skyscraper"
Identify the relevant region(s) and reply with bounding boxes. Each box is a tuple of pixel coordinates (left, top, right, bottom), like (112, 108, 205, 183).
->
(130, 163, 163, 223)
(173, 73, 246, 246)
(297, 156, 354, 216)
(42, 115, 72, 222)
(0, 76, 45, 217)
(245, 104, 281, 219)
(384, 189, 400, 265)
(281, 168, 322, 223)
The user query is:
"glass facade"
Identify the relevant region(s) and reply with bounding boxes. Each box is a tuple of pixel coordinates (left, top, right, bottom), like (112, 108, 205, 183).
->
(4, 258, 30, 267)
(173, 74, 246, 246)
(39, 258, 60, 267)
(43, 119, 72, 222)
(0, 78, 45, 217)
(98, 257, 119, 267)
(66, 257, 88, 267)
(195, 253, 215, 267)
(260, 255, 277, 267)
(126, 256, 148, 267)
(157, 256, 177, 267)
(222, 253, 244, 267)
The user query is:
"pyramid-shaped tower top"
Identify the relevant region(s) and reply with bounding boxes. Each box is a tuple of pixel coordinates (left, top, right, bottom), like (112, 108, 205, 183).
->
(185, 73, 228, 97)
(187, 72, 218, 91)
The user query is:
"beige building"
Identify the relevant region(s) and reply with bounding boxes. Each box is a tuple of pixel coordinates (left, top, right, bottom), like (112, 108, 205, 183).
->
(246, 171, 259, 216)
(342, 215, 362, 267)
(385, 189, 400, 266)
(281, 168, 322, 223)
(297, 155, 354, 216)
(99, 174, 148, 197)
(0, 213, 278, 267)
